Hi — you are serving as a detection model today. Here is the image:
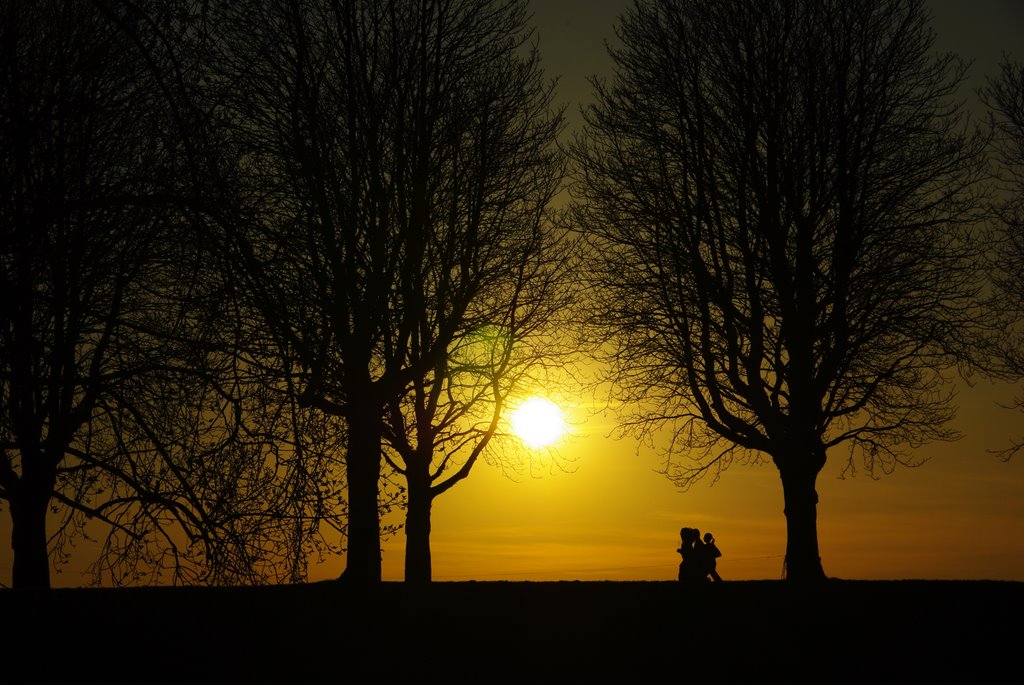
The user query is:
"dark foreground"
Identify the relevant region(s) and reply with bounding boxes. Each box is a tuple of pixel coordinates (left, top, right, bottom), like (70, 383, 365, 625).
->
(3, 579, 1020, 682)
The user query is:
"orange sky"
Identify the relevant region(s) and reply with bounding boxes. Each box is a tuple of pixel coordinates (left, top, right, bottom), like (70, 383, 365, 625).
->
(3, 0, 1024, 588)
(363, 376, 1024, 582)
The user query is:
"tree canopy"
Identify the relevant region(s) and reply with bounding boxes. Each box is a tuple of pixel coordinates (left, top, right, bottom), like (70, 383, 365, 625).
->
(571, 0, 988, 581)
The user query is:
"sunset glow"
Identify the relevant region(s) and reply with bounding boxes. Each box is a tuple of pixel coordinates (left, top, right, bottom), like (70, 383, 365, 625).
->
(510, 397, 566, 449)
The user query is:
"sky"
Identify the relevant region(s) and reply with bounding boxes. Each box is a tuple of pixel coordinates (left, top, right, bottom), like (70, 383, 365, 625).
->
(3, 0, 1024, 588)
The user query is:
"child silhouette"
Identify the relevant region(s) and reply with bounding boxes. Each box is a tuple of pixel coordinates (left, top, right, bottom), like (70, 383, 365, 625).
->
(703, 531, 723, 582)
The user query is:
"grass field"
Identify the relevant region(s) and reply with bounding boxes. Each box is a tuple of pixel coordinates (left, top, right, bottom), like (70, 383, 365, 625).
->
(3, 579, 1020, 682)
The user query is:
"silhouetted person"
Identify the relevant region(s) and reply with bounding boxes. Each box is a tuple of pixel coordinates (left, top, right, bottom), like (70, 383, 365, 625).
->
(677, 527, 710, 585)
(702, 532, 723, 582)
(676, 527, 691, 582)
(677, 526, 725, 584)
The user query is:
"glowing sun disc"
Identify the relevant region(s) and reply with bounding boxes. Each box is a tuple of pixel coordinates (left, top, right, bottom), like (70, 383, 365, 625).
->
(510, 397, 566, 448)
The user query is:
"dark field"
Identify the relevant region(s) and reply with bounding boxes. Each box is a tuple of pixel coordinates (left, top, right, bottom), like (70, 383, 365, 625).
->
(3, 579, 1021, 682)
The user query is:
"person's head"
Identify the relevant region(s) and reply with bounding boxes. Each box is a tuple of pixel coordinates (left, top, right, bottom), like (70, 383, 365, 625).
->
(703, 532, 714, 543)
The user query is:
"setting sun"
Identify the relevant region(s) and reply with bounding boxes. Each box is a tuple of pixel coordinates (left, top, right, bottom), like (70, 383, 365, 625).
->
(510, 397, 566, 449)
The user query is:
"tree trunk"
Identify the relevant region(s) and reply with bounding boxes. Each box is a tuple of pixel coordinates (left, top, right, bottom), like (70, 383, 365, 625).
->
(779, 464, 827, 583)
(404, 465, 432, 584)
(10, 485, 52, 589)
(342, 407, 383, 584)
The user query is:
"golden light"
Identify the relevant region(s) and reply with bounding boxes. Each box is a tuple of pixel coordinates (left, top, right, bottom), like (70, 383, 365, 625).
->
(510, 397, 566, 449)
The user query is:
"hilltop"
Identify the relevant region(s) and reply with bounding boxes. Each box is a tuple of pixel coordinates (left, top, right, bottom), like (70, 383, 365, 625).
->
(3, 579, 1019, 682)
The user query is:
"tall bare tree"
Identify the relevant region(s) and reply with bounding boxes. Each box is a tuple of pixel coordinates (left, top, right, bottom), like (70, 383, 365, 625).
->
(571, 0, 987, 582)
(208, 0, 570, 584)
(381, 97, 572, 583)
(0, 0, 344, 588)
(0, 0, 182, 588)
(373, 3, 571, 584)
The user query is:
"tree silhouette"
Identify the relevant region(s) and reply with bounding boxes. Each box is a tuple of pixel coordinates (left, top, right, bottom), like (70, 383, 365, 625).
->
(0, 0, 190, 588)
(370, 5, 572, 584)
(355, 2, 570, 585)
(382, 152, 573, 583)
(571, 0, 987, 582)
(0, 0, 345, 588)
(205, 0, 569, 584)
(981, 56, 1024, 460)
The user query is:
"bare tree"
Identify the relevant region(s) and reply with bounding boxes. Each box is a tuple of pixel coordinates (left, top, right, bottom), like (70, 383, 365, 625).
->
(207, 0, 570, 584)
(0, 0, 182, 588)
(372, 3, 571, 585)
(380, 88, 572, 583)
(981, 56, 1024, 459)
(571, 0, 987, 582)
(0, 0, 345, 588)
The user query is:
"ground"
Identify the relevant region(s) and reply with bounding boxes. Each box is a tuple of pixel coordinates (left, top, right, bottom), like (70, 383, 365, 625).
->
(2, 579, 1019, 682)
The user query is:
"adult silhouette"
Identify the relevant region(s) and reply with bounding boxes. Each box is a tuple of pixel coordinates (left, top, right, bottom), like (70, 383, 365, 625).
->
(676, 527, 707, 584)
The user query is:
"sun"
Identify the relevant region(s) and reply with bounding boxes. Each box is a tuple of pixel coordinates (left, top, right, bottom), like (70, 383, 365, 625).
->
(509, 397, 566, 449)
